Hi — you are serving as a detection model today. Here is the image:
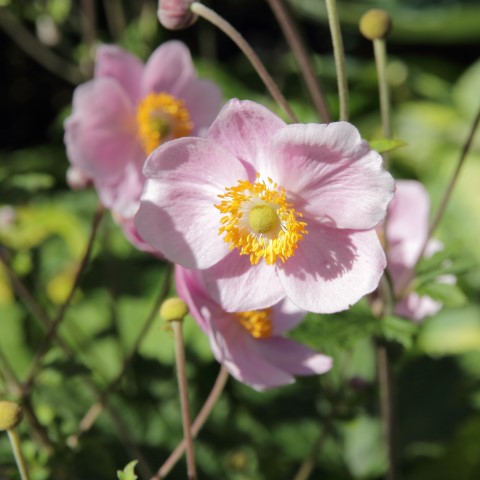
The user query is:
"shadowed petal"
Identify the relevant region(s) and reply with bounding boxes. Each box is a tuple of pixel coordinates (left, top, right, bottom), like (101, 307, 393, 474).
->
(269, 122, 395, 229)
(135, 138, 248, 268)
(207, 99, 286, 174)
(254, 337, 332, 376)
(278, 224, 386, 313)
(203, 252, 285, 312)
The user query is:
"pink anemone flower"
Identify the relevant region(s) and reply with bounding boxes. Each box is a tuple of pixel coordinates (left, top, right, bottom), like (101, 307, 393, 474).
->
(64, 41, 222, 252)
(383, 180, 453, 322)
(135, 99, 395, 313)
(175, 265, 332, 391)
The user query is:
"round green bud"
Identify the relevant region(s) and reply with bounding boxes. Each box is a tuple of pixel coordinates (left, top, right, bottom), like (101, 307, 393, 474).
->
(359, 9, 392, 40)
(160, 297, 189, 323)
(0, 401, 23, 431)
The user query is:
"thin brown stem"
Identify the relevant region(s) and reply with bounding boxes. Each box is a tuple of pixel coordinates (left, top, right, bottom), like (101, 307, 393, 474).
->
(102, 0, 126, 41)
(190, 2, 298, 123)
(171, 320, 196, 479)
(395, 106, 480, 298)
(153, 366, 229, 479)
(22, 205, 104, 395)
(265, 0, 330, 122)
(80, 0, 97, 77)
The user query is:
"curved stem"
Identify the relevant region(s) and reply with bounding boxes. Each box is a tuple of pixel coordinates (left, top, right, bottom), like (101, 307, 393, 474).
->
(396, 106, 480, 298)
(7, 429, 30, 480)
(324, 0, 349, 120)
(68, 266, 173, 447)
(153, 366, 229, 479)
(22, 204, 104, 395)
(265, 0, 330, 122)
(190, 2, 298, 122)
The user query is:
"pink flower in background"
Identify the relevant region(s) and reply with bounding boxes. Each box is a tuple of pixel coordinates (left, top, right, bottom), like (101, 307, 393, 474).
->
(64, 41, 222, 252)
(384, 180, 452, 321)
(175, 265, 332, 391)
(135, 99, 395, 313)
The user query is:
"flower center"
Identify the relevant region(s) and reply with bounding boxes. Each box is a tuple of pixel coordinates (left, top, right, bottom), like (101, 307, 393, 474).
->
(215, 175, 307, 265)
(235, 309, 273, 339)
(136, 93, 193, 155)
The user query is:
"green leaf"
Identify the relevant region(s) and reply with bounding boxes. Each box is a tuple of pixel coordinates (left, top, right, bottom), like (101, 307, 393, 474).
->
(117, 460, 138, 480)
(381, 315, 419, 348)
(416, 282, 467, 308)
(369, 138, 407, 154)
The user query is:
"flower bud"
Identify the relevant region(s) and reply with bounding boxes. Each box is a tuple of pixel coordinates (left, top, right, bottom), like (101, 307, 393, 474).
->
(157, 0, 198, 30)
(359, 9, 392, 40)
(66, 166, 92, 190)
(0, 401, 23, 431)
(160, 297, 189, 323)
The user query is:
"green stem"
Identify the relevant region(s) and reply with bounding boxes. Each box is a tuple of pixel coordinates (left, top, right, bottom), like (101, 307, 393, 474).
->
(265, 0, 331, 122)
(7, 428, 30, 480)
(373, 38, 391, 168)
(325, 0, 349, 120)
(172, 320, 197, 480)
(190, 2, 298, 122)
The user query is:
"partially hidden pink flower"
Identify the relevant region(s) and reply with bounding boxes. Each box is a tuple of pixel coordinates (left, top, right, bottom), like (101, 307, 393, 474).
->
(64, 41, 222, 252)
(175, 265, 332, 391)
(383, 180, 453, 322)
(135, 99, 395, 313)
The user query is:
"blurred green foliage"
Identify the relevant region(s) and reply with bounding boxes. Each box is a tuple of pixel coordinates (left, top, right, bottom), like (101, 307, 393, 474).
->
(0, 0, 479, 479)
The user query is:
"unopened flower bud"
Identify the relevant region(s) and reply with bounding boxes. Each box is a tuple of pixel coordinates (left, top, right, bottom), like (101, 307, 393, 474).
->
(160, 297, 189, 322)
(66, 166, 92, 190)
(0, 401, 23, 431)
(359, 9, 392, 40)
(157, 0, 198, 30)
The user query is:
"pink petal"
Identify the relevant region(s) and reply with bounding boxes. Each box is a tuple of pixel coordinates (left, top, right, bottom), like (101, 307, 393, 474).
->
(95, 45, 143, 104)
(202, 252, 285, 312)
(175, 266, 217, 333)
(269, 122, 395, 230)
(95, 161, 144, 217)
(395, 292, 442, 323)
(255, 337, 332, 376)
(209, 319, 294, 391)
(135, 138, 248, 268)
(64, 78, 140, 183)
(179, 79, 223, 136)
(141, 41, 195, 97)
(271, 299, 306, 335)
(278, 224, 386, 313)
(207, 99, 286, 173)
(386, 180, 430, 268)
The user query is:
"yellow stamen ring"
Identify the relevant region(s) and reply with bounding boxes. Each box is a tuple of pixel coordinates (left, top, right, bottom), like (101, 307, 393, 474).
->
(136, 92, 193, 155)
(235, 309, 273, 339)
(215, 176, 307, 265)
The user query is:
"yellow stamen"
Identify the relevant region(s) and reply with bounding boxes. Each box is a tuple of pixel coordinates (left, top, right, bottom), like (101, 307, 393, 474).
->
(215, 175, 307, 265)
(136, 93, 193, 154)
(235, 309, 273, 339)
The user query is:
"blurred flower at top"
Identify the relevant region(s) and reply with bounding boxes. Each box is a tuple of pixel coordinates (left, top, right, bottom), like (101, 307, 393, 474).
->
(64, 41, 222, 252)
(135, 99, 395, 313)
(157, 0, 197, 30)
(175, 265, 332, 391)
(383, 180, 454, 322)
